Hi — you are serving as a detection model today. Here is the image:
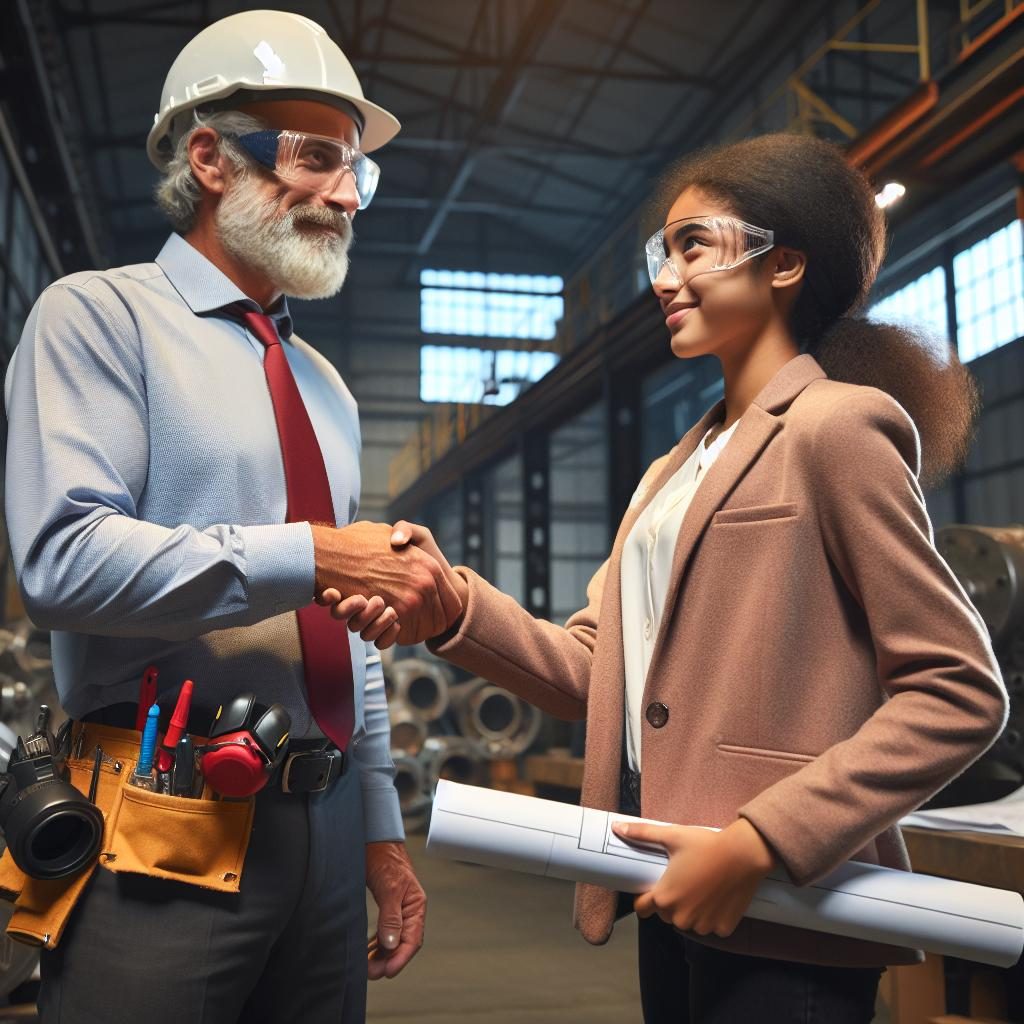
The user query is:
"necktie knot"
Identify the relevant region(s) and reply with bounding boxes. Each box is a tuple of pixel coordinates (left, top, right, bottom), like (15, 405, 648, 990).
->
(243, 310, 281, 350)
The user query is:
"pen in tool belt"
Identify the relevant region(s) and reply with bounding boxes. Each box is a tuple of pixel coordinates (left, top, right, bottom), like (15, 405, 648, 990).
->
(131, 704, 160, 791)
(157, 679, 193, 773)
(135, 666, 159, 732)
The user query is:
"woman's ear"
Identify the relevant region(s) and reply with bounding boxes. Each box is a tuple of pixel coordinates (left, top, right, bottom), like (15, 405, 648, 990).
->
(187, 127, 229, 197)
(771, 248, 806, 291)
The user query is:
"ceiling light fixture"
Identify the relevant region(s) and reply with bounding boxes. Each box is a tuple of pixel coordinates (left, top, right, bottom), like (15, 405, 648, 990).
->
(875, 182, 907, 209)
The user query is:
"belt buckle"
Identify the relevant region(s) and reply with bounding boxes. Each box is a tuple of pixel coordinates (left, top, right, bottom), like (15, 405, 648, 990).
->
(281, 750, 337, 794)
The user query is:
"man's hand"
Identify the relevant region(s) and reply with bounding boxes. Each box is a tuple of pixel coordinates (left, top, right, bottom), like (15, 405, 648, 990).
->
(611, 818, 778, 938)
(312, 522, 462, 644)
(365, 841, 427, 980)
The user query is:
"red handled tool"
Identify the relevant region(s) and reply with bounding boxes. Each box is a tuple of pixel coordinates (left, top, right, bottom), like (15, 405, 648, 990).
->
(156, 679, 193, 773)
(134, 666, 159, 731)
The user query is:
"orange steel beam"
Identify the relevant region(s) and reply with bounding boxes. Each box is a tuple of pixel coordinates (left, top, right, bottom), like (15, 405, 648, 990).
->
(919, 84, 1024, 168)
(958, 2, 1024, 64)
(846, 82, 940, 168)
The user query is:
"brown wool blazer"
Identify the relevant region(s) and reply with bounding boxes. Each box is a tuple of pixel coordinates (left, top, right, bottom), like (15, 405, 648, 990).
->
(428, 354, 1009, 968)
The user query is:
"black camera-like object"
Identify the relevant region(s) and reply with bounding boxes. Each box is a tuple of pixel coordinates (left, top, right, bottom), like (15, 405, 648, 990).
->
(0, 708, 103, 879)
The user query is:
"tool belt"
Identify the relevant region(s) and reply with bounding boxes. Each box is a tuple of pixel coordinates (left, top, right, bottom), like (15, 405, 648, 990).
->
(0, 721, 255, 950)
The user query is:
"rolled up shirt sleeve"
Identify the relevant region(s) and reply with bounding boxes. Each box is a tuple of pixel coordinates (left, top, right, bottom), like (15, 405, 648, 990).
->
(5, 283, 316, 641)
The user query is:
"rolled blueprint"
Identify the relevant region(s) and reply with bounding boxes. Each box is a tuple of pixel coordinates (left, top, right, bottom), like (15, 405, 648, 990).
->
(427, 781, 1024, 968)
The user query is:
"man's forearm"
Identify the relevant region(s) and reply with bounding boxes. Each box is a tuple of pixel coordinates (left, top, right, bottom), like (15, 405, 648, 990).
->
(15, 511, 315, 641)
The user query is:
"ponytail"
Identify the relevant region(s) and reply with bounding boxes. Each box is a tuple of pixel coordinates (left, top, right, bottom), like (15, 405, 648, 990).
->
(810, 317, 980, 489)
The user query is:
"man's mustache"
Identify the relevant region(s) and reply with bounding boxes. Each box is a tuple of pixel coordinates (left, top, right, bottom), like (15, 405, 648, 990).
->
(288, 204, 352, 241)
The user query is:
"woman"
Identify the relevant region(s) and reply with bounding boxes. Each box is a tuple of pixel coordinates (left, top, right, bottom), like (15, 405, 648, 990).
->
(332, 133, 1009, 1023)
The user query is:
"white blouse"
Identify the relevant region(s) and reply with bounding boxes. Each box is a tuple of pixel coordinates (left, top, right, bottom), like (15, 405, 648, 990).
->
(621, 418, 741, 771)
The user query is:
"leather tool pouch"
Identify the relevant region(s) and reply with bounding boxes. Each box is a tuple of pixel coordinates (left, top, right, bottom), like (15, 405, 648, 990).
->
(0, 722, 255, 950)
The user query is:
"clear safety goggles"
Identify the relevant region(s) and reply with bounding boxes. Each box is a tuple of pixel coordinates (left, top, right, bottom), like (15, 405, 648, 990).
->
(233, 129, 381, 210)
(645, 215, 774, 289)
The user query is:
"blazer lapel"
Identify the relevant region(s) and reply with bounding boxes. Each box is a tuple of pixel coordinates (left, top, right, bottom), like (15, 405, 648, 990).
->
(643, 354, 827, 678)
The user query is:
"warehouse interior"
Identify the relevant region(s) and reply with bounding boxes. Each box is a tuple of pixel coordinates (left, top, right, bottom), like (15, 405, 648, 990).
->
(0, 0, 1023, 1021)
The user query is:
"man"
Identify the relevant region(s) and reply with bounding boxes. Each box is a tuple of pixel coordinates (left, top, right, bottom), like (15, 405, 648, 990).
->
(4, 11, 461, 1022)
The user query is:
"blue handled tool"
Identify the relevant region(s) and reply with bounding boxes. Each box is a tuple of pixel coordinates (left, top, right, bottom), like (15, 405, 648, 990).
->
(132, 704, 160, 790)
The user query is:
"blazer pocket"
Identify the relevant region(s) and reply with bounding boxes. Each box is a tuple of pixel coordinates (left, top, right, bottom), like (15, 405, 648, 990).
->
(712, 502, 799, 525)
(716, 743, 817, 764)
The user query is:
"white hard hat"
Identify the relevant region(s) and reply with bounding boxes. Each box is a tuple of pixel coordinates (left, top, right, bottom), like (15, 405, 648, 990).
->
(147, 9, 400, 169)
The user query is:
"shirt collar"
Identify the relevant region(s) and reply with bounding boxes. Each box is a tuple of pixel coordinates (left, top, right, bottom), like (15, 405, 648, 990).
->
(155, 233, 294, 338)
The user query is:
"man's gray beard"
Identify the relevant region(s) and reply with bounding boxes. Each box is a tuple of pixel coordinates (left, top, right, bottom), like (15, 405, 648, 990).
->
(216, 177, 352, 300)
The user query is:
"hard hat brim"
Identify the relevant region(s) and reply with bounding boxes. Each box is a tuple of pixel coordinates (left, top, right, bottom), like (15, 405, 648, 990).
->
(146, 83, 401, 170)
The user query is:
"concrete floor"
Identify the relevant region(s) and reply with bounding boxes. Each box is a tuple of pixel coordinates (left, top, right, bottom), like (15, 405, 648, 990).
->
(366, 833, 642, 1023)
(367, 834, 891, 1024)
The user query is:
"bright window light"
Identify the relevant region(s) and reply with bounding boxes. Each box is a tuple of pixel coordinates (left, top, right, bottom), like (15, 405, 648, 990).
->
(953, 221, 1024, 363)
(869, 265, 948, 341)
(420, 269, 564, 340)
(420, 345, 560, 405)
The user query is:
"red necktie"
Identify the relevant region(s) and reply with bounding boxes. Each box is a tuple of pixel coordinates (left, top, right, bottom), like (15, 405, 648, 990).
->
(244, 311, 354, 750)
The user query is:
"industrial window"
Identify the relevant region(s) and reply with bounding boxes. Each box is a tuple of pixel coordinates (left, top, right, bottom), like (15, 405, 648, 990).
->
(953, 221, 1024, 363)
(420, 269, 564, 340)
(420, 344, 559, 406)
(868, 265, 948, 341)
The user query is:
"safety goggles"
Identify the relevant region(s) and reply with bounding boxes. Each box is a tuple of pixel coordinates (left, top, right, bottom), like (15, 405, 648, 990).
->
(232, 129, 381, 210)
(645, 215, 774, 289)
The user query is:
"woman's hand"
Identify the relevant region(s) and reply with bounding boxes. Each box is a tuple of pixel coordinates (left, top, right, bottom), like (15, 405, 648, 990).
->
(314, 591, 402, 649)
(611, 818, 779, 938)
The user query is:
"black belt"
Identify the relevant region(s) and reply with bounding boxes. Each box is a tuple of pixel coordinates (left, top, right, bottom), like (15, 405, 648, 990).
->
(273, 739, 348, 794)
(82, 704, 348, 795)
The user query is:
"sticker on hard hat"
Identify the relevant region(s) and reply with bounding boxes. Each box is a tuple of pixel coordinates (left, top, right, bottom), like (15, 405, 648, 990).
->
(253, 41, 287, 85)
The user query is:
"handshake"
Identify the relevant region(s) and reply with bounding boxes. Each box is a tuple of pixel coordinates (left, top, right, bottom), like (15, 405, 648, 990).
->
(311, 520, 467, 649)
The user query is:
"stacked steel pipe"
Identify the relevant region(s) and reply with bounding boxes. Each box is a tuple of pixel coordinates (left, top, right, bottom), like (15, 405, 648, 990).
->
(385, 654, 543, 832)
(933, 525, 1024, 806)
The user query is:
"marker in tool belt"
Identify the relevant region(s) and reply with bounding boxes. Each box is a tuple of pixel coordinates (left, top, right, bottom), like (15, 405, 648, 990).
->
(131, 705, 160, 791)
(135, 666, 159, 732)
(171, 735, 194, 797)
(157, 679, 193, 774)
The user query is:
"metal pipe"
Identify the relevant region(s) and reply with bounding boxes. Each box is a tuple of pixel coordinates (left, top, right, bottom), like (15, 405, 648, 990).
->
(420, 736, 484, 792)
(391, 752, 427, 811)
(388, 703, 429, 756)
(386, 658, 453, 722)
(451, 679, 543, 760)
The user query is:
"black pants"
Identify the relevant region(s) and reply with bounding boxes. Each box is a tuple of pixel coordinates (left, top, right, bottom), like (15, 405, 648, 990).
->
(38, 767, 367, 1024)
(619, 764, 881, 1024)
(638, 915, 882, 1024)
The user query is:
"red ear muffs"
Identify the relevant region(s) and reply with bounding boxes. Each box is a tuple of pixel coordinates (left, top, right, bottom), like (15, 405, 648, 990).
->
(200, 732, 271, 797)
(199, 695, 291, 798)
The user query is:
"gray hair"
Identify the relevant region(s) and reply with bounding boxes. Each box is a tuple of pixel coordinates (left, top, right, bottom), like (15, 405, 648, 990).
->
(154, 109, 266, 234)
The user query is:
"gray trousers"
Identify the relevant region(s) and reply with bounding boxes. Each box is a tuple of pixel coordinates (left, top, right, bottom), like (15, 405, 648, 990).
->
(38, 767, 368, 1024)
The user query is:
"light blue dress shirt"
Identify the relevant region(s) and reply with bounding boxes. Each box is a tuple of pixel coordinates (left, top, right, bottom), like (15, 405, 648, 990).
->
(4, 233, 403, 841)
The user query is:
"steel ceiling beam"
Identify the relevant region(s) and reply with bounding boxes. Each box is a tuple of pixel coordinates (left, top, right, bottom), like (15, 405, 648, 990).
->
(512, 0, 653, 219)
(565, 0, 837, 279)
(350, 52, 713, 86)
(368, 69, 629, 158)
(411, 0, 571, 258)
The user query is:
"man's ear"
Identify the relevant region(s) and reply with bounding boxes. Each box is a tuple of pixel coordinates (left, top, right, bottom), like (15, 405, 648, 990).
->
(771, 248, 806, 291)
(187, 127, 229, 197)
